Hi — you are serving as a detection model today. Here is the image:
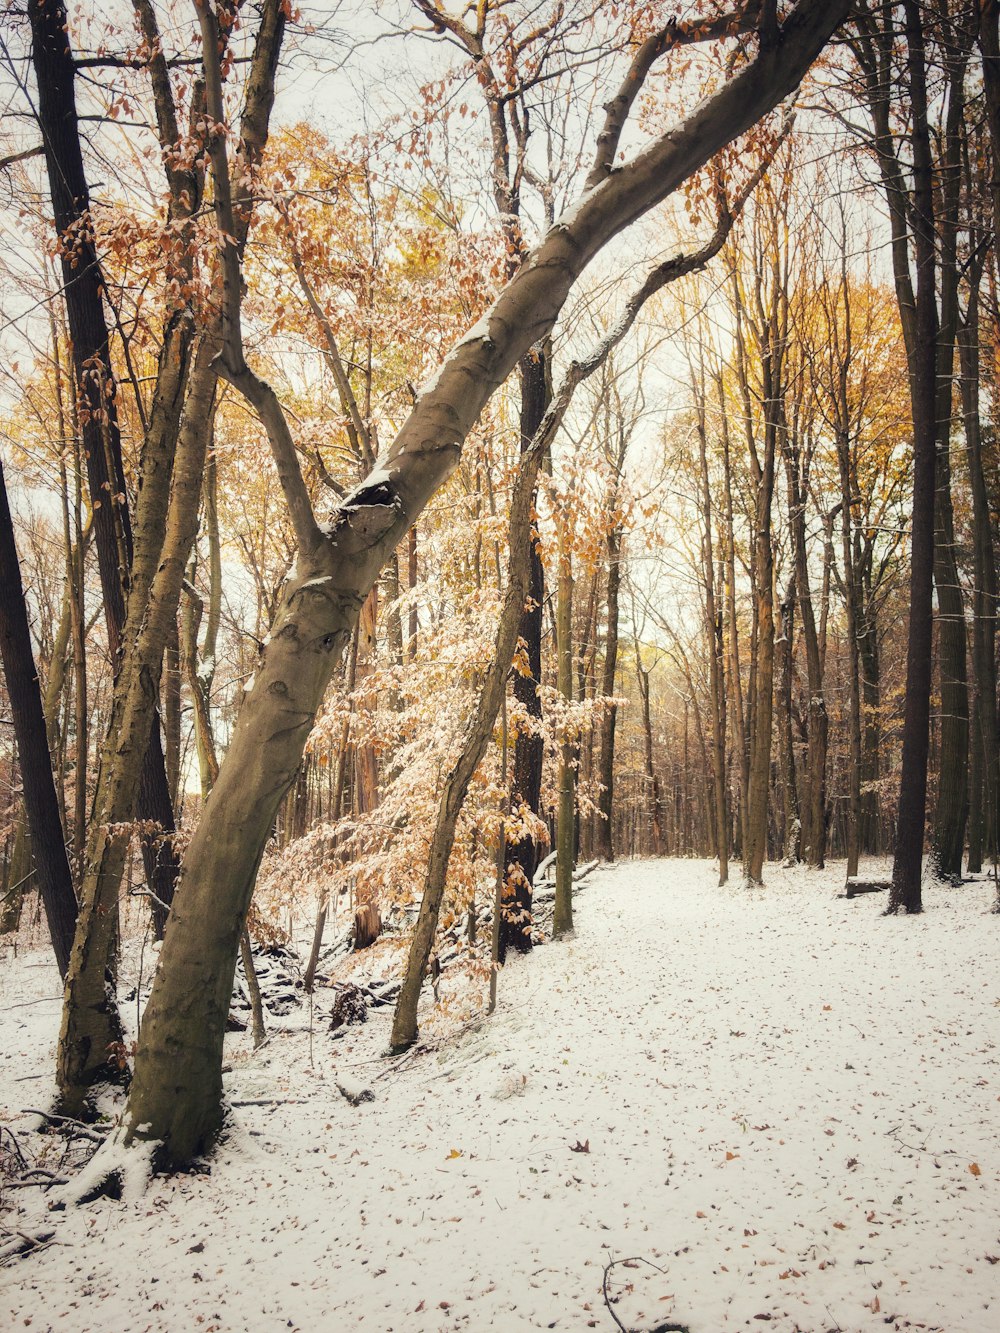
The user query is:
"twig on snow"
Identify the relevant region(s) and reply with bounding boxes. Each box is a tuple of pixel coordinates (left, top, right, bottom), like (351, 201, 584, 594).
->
(22, 1109, 109, 1143)
(601, 1253, 689, 1333)
(8, 1169, 69, 1189)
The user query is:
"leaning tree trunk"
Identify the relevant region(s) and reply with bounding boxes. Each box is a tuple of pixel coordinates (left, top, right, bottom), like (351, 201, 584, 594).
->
(0, 458, 78, 976)
(102, 0, 852, 1172)
(391, 444, 544, 1050)
(57, 346, 212, 1108)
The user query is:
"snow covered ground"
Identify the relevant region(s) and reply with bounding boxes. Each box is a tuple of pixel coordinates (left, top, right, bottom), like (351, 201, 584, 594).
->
(2, 858, 999, 1332)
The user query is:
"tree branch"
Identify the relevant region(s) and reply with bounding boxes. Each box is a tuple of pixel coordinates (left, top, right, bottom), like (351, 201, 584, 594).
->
(586, 2, 763, 189)
(194, 0, 322, 555)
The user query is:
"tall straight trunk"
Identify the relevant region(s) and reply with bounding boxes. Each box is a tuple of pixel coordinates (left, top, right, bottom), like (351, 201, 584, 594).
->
(837, 435, 863, 879)
(41, 581, 72, 825)
(594, 524, 621, 862)
(930, 434, 969, 880)
(736, 248, 782, 887)
(695, 371, 729, 882)
(635, 645, 663, 854)
(784, 431, 827, 867)
(716, 373, 748, 854)
(553, 524, 575, 938)
(857, 564, 883, 853)
(776, 574, 799, 866)
(888, 0, 939, 913)
(0, 458, 77, 976)
(929, 53, 970, 880)
(0, 822, 31, 937)
(502, 349, 549, 956)
(743, 470, 775, 886)
(958, 263, 998, 872)
(406, 525, 418, 660)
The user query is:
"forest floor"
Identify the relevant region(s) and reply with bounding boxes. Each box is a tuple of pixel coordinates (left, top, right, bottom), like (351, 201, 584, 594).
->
(1, 857, 999, 1333)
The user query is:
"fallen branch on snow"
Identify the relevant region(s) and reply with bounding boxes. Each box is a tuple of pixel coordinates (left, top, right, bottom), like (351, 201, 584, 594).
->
(601, 1253, 689, 1333)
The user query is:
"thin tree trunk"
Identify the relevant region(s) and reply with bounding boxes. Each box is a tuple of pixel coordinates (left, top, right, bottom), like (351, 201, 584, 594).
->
(784, 426, 827, 867)
(635, 645, 663, 855)
(594, 523, 621, 862)
(717, 374, 749, 855)
(837, 435, 863, 880)
(553, 523, 575, 937)
(391, 444, 544, 1049)
(57, 343, 215, 1107)
(776, 573, 800, 866)
(694, 370, 729, 882)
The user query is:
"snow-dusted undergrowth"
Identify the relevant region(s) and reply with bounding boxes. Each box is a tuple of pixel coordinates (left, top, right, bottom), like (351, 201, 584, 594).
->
(2, 858, 998, 1332)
